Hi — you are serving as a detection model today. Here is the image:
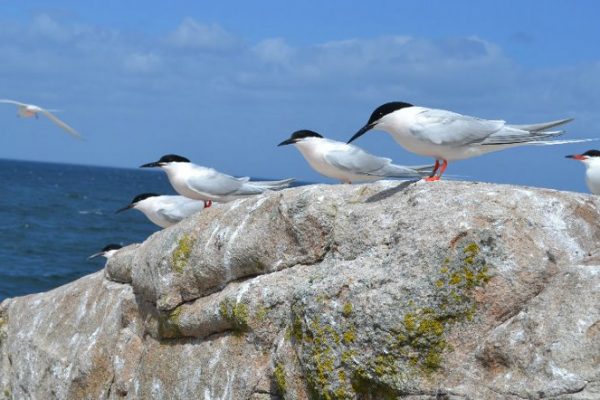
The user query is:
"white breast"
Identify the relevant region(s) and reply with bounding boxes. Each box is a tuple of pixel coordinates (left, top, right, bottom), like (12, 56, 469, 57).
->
(377, 107, 497, 161)
(165, 165, 216, 201)
(295, 139, 371, 183)
(585, 164, 600, 195)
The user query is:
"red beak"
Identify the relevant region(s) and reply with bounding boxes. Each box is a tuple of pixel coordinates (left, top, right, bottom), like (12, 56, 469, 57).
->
(566, 154, 586, 161)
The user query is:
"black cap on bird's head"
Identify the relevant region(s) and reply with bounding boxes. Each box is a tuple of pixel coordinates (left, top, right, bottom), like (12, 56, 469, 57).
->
(88, 243, 123, 260)
(278, 129, 324, 146)
(116, 193, 160, 213)
(347, 101, 414, 144)
(566, 149, 600, 161)
(101, 244, 123, 252)
(140, 154, 190, 168)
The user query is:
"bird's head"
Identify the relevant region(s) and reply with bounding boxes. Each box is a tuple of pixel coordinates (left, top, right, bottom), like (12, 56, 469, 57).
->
(88, 243, 123, 260)
(140, 154, 190, 169)
(347, 101, 413, 143)
(278, 129, 324, 146)
(116, 193, 159, 213)
(566, 149, 600, 166)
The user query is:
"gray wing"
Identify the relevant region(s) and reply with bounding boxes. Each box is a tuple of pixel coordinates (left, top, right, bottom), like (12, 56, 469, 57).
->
(0, 99, 27, 106)
(156, 208, 184, 225)
(186, 168, 246, 196)
(39, 109, 82, 139)
(324, 146, 390, 174)
(411, 109, 505, 146)
(158, 198, 204, 224)
(507, 118, 573, 132)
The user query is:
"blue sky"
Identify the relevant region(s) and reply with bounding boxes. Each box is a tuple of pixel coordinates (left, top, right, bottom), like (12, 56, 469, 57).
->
(1, 1, 599, 193)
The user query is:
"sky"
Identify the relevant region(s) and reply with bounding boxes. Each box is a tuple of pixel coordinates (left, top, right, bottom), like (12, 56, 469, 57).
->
(1, 0, 600, 193)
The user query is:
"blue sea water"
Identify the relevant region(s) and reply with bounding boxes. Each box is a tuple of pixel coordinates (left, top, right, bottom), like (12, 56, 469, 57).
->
(0, 159, 176, 300)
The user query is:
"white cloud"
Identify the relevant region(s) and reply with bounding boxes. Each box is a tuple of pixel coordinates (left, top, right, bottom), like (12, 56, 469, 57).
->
(123, 52, 162, 73)
(252, 38, 295, 64)
(1, 12, 599, 188)
(166, 17, 239, 51)
(30, 14, 69, 41)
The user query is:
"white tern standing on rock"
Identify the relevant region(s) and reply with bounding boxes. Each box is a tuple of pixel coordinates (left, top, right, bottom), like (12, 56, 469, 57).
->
(566, 149, 600, 194)
(278, 129, 433, 183)
(88, 244, 123, 260)
(348, 101, 587, 181)
(117, 193, 205, 228)
(141, 154, 295, 207)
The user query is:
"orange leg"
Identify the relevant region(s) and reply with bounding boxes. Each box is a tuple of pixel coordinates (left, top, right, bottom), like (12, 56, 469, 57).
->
(424, 159, 447, 182)
(204, 200, 212, 208)
(437, 160, 448, 179)
(428, 160, 440, 178)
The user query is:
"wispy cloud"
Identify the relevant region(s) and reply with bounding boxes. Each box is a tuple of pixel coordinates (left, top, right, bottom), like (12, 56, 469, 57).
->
(0, 13, 598, 188)
(165, 17, 240, 51)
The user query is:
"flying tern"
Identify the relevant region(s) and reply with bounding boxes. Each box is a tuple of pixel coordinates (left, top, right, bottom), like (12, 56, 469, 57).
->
(117, 193, 205, 228)
(140, 154, 295, 206)
(348, 101, 580, 181)
(278, 129, 433, 183)
(0, 99, 81, 138)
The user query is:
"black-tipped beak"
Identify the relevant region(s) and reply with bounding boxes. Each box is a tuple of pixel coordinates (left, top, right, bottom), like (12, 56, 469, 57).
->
(116, 204, 133, 213)
(140, 161, 161, 168)
(278, 138, 296, 147)
(88, 252, 104, 260)
(566, 154, 585, 160)
(347, 123, 375, 144)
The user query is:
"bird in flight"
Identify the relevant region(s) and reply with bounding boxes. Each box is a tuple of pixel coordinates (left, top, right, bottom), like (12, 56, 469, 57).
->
(0, 99, 81, 139)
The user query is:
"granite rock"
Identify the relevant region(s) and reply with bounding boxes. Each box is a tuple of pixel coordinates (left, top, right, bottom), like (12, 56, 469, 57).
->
(1, 180, 599, 399)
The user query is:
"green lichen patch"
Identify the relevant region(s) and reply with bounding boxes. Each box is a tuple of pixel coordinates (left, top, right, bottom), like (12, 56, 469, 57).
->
(342, 329, 355, 345)
(273, 363, 287, 395)
(171, 234, 194, 273)
(219, 298, 249, 334)
(254, 306, 268, 322)
(291, 302, 357, 400)
(360, 239, 493, 384)
(342, 303, 353, 318)
(158, 306, 183, 339)
(291, 238, 493, 399)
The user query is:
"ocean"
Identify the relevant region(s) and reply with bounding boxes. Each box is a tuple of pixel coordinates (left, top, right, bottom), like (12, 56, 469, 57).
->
(0, 159, 195, 300)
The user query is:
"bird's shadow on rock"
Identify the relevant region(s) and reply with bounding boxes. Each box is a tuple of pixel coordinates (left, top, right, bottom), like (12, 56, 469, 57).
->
(365, 180, 417, 203)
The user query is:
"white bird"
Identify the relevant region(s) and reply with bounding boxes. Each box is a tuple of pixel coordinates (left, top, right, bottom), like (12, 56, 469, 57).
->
(88, 244, 123, 260)
(0, 99, 81, 138)
(117, 193, 205, 228)
(348, 101, 581, 181)
(566, 150, 600, 194)
(278, 129, 433, 183)
(140, 154, 295, 206)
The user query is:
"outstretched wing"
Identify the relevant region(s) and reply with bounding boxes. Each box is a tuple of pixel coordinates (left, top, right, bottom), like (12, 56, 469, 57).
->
(39, 109, 82, 139)
(410, 108, 505, 146)
(0, 99, 27, 106)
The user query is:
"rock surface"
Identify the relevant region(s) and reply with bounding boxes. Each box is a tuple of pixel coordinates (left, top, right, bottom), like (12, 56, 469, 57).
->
(1, 180, 600, 399)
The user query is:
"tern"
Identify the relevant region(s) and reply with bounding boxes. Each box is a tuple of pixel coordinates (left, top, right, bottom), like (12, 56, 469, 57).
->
(88, 244, 123, 260)
(566, 150, 600, 194)
(278, 129, 433, 183)
(0, 99, 81, 138)
(117, 193, 205, 228)
(140, 154, 295, 206)
(348, 101, 579, 181)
